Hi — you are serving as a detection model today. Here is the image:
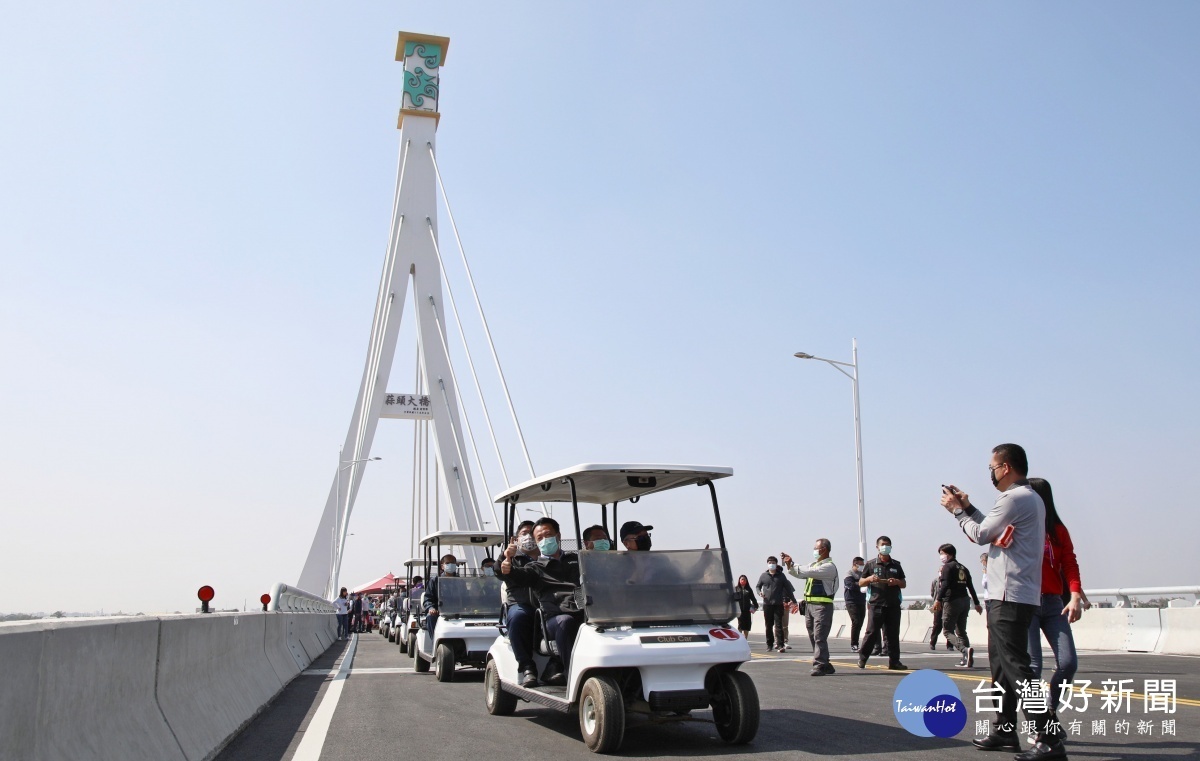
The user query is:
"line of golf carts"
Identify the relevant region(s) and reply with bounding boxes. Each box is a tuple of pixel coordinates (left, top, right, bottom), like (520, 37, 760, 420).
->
(384, 463, 760, 754)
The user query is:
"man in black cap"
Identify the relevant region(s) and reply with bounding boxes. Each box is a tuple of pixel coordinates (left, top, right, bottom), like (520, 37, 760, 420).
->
(620, 521, 654, 551)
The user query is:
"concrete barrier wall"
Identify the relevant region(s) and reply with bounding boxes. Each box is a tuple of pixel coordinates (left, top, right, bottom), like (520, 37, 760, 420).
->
(0, 612, 336, 761)
(746, 605, 1195, 658)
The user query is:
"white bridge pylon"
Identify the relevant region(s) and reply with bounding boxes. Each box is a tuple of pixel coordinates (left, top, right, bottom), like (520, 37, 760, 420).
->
(298, 33, 537, 599)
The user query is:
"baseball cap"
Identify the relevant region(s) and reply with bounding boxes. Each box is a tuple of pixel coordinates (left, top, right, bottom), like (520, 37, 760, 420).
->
(619, 521, 654, 540)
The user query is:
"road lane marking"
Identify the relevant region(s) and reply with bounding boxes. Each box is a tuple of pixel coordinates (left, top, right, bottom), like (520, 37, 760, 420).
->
(292, 634, 357, 761)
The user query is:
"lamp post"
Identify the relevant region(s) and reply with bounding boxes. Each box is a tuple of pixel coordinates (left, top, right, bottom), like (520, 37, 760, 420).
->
(794, 338, 867, 560)
(331, 449, 382, 598)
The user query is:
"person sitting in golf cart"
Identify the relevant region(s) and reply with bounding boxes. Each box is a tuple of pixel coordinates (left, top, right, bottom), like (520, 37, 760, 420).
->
(481, 558, 497, 576)
(498, 517, 582, 686)
(422, 555, 458, 635)
(582, 524, 613, 551)
(497, 520, 542, 687)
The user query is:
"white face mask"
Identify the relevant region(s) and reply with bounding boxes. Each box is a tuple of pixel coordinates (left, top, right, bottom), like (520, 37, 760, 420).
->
(813, 550, 822, 560)
(483, 566, 495, 576)
(767, 563, 778, 572)
(940, 554, 950, 565)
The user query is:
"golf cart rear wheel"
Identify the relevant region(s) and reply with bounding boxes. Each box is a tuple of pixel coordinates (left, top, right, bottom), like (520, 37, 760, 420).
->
(710, 670, 759, 744)
(406, 632, 416, 658)
(434, 643, 455, 682)
(414, 649, 431, 673)
(579, 675, 625, 753)
(398, 629, 407, 651)
(485, 660, 517, 716)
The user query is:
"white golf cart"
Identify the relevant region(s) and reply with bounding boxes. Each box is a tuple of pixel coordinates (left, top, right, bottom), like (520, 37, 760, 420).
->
(483, 464, 759, 753)
(412, 531, 505, 682)
(382, 580, 405, 642)
(398, 558, 424, 654)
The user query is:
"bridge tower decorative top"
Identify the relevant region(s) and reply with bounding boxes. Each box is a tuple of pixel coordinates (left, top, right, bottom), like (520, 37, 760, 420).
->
(396, 32, 449, 128)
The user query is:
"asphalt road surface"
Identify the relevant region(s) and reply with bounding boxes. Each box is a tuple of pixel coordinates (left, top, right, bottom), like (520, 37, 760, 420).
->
(218, 629, 1200, 761)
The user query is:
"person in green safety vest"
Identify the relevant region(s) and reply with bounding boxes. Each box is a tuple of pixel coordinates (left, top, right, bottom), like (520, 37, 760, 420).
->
(780, 539, 840, 676)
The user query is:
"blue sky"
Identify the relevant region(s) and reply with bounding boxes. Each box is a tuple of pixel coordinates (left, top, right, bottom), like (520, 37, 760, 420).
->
(2, 4, 1197, 613)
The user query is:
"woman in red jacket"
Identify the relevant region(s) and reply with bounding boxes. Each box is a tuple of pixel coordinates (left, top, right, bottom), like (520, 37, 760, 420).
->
(1027, 478, 1083, 729)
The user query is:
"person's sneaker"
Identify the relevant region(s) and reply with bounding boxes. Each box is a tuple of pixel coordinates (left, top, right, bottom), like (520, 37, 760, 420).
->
(887, 662, 909, 671)
(766, 644, 776, 652)
(782, 644, 793, 651)
(1014, 738, 1067, 760)
(810, 667, 827, 676)
(954, 655, 968, 668)
(966, 647, 975, 668)
(857, 658, 867, 669)
(519, 669, 538, 688)
(849, 644, 858, 652)
(972, 732, 1021, 751)
(929, 642, 937, 650)
(821, 664, 836, 675)
(946, 641, 955, 650)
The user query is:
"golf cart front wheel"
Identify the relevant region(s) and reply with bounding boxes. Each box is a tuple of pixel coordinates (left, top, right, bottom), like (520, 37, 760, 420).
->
(710, 670, 759, 744)
(398, 630, 407, 652)
(579, 675, 625, 753)
(485, 660, 517, 716)
(434, 643, 455, 682)
(414, 650, 431, 673)
(406, 632, 416, 658)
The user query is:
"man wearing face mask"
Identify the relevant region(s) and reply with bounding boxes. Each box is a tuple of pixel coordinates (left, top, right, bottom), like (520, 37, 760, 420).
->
(499, 521, 541, 687)
(498, 517, 582, 686)
(857, 536, 908, 670)
(781, 539, 839, 676)
(481, 558, 497, 576)
(942, 443, 1064, 761)
(619, 521, 653, 551)
(583, 525, 612, 551)
(755, 556, 796, 653)
(422, 554, 459, 639)
(932, 542, 982, 668)
(843, 557, 866, 652)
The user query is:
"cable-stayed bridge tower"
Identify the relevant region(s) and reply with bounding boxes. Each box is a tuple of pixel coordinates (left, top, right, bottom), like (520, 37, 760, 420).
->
(298, 33, 499, 598)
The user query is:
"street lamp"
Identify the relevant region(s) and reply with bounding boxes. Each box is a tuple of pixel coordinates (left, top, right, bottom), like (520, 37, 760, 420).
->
(794, 339, 867, 560)
(331, 449, 382, 597)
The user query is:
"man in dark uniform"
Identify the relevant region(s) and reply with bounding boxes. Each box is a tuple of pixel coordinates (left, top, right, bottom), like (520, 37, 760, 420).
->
(843, 557, 866, 652)
(857, 535, 908, 670)
(933, 543, 983, 667)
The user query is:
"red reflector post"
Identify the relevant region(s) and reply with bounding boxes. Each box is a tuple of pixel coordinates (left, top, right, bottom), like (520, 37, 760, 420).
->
(260, 593, 271, 612)
(198, 585, 215, 613)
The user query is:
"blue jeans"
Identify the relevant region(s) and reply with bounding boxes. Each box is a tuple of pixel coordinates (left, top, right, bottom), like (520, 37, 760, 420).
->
(336, 613, 349, 639)
(1028, 592, 1078, 711)
(505, 604, 537, 672)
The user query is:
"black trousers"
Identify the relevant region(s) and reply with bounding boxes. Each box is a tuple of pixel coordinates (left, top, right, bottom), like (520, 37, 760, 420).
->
(943, 597, 972, 652)
(930, 610, 943, 645)
(988, 600, 1051, 737)
(860, 604, 901, 666)
(845, 601, 865, 648)
(761, 604, 784, 648)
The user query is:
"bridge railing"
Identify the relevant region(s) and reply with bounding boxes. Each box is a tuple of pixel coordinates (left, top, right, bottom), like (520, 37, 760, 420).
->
(269, 583, 335, 613)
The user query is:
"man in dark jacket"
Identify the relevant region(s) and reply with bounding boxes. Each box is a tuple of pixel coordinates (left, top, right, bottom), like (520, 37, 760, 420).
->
(755, 556, 796, 653)
(857, 535, 907, 670)
(500, 521, 540, 686)
(843, 557, 866, 652)
(422, 554, 459, 637)
(498, 517, 582, 685)
(933, 542, 982, 668)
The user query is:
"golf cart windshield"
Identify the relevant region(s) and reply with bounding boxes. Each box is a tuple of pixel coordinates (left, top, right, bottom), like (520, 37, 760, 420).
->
(579, 549, 735, 626)
(434, 576, 503, 619)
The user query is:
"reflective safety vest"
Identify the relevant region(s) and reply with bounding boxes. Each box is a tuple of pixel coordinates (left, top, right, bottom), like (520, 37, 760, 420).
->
(804, 559, 836, 604)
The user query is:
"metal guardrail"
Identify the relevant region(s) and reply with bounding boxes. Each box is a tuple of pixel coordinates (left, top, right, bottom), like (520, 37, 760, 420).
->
(268, 582, 335, 613)
(833, 587, 1200, 609)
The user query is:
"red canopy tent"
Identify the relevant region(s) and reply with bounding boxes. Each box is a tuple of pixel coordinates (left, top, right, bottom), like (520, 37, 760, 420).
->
(351, 572, 403, 595)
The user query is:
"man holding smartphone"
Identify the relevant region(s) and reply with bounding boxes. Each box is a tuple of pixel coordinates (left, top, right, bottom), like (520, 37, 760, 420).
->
(942, 443, 1065, 761)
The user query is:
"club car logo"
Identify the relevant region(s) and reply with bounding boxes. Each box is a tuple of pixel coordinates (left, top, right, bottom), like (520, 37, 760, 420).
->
(892, 670, 967, 738)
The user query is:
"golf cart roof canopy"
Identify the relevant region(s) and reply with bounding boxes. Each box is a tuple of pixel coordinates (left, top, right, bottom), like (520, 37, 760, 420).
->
(402, 558, 424, 568)
(493, 464, 733, 505)
(417, 530, 506, 548)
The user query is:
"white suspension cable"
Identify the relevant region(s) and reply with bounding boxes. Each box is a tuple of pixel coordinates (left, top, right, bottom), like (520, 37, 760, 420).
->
(425, 291, 502, 530)
(424, 295, 487, 530)
(428, 145, 540, 483)
(409, 345, 421, 561)
(426, 218, 511, 488)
